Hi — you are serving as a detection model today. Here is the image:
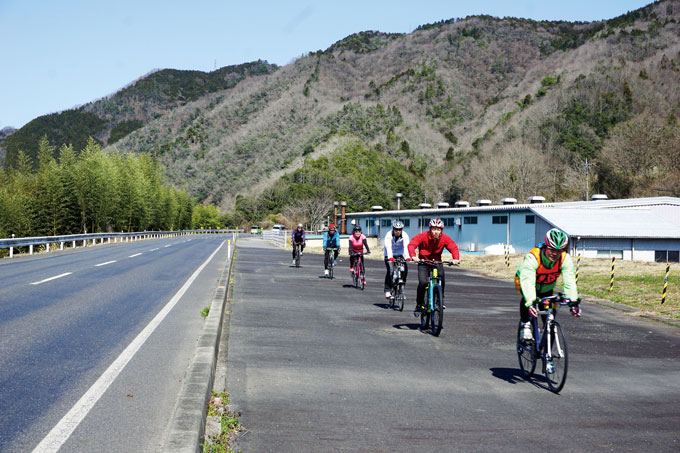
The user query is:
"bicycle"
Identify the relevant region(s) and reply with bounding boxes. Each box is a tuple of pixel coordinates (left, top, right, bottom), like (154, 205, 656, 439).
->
(350, 252, 367, 290)
(516, 293, 581, 393)
(388, 256, 407, 311)
(324, 247, 338, 279)
(418, 259, 455, 336)
(293, 242, 302, 267)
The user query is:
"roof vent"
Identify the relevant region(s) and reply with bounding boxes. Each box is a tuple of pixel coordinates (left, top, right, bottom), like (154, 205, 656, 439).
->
(500, 197, 517, 205)
(591, 194, 608, 201)
(476, 199, 492, 206)
(436, 202, 450, 209)
(371, 205, 384, 211)
(418, 203, 432, 209)
(528, 196, 545, 204)
(454, 201, 470, 208)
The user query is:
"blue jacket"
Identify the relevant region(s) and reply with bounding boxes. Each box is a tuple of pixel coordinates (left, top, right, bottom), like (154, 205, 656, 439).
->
(323, 231, 340, 249)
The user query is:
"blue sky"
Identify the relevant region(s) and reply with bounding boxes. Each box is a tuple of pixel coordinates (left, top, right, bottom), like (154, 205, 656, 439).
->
(0, 0, 653, 130)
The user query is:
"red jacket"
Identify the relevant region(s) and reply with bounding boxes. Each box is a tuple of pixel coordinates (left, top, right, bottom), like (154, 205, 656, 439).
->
(408, 231, 460, 261)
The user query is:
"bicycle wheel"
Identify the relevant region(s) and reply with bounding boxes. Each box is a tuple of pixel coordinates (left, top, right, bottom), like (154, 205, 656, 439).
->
(544, 321, 568, 393)
(295, 246, 300, 267)
(431, 285, 444, 336)
(517, 320, 537, 378)
(328, 258, 334, 280)
(396, 284, 405, 311)
(359, 261, 365, 290)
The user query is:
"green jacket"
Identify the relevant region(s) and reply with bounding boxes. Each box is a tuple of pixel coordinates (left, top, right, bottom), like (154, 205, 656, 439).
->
(517, 248, 578, 306)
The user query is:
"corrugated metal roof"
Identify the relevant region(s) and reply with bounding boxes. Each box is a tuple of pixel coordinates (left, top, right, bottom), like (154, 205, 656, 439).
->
(531, 206, 680, 239)
(347, 202, 553, 217)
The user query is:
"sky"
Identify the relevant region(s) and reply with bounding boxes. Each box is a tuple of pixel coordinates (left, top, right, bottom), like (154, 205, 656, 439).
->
(0, 0, 654, 130)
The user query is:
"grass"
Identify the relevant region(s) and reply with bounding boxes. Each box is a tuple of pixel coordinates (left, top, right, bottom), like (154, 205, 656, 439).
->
(201, 306, 211, 317)
(460, 255, 680, 321)
(202, 391, 243, 453)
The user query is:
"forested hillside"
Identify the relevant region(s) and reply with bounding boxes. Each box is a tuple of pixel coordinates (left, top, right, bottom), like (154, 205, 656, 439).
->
(3, 0, 680, 228)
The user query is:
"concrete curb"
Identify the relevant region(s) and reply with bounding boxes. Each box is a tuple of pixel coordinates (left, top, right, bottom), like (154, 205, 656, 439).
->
(162, 244, 235, 453)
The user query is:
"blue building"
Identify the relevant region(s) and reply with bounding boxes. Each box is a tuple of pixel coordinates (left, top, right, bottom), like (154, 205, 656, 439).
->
(343, 196, 680, 262)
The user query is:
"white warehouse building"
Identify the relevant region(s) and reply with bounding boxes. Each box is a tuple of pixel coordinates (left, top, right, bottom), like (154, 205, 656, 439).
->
(343, 196, 680, 262)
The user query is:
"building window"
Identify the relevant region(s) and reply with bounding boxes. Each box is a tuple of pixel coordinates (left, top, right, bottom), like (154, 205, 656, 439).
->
(402, 219, 410, 227)
(655, 250, 680, 263)
(525, 215, 535, 224)
(444, 218, 457, 227)
(381, 219, 392, 227)
(365, 220, 370, 228)
(492, 215, 508, 224)
(463, 216, 477, 225)
(597, 250, 623, 259)
(418, 218, 431, 227)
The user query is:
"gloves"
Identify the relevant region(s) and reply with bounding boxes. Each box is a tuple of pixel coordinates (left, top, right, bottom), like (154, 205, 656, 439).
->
(406, 257, 412, 262)
(528, 306, 538, 318)
(389, 257, 395, 262)
(570, 305, 582, 317)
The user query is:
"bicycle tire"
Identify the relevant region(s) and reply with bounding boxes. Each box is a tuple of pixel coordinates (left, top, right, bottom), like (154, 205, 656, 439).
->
(329, 259, 334, 280)
(545, 321, 568, 393)
(517, 320, 537, 378)
(295, 245, 300, 267)
(431, 285, 444, 336)
(359, 261, 365, 290)
(396, 284, 405, 311)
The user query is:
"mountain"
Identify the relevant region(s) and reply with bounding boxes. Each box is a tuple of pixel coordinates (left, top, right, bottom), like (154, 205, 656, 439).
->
(0, 61, 278, 169)
(3, 0, 680, 220)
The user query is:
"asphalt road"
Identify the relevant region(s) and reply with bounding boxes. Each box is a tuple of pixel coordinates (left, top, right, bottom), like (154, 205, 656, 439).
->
(0, 236, 229, 452)
(226, 238, 680, 452)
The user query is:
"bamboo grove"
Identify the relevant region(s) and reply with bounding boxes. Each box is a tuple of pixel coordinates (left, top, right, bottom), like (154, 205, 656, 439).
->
(0, 137, 197, 240)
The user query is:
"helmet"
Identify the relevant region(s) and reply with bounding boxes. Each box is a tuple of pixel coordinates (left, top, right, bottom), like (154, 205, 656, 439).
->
(328, 224, 336, 230)
(429, 218, 444, 228)
(392, 220, 404, 229)
(297, 223, 303, 228)
(545, 228, 569, 251)
(353, 225, 362, 232)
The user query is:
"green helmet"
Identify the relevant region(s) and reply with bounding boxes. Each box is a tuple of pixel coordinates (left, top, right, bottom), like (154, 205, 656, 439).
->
(545, 228, 568, 251)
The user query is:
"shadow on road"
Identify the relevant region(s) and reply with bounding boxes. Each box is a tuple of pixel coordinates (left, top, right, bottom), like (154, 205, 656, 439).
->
(489, 367, 526, 385)
(393, 323, 421, 331)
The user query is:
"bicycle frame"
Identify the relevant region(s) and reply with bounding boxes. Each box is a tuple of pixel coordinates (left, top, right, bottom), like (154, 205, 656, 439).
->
(426, 266, 441, 311)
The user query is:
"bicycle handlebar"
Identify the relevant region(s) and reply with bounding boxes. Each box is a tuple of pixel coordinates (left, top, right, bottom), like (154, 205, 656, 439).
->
(418, 259, 459, 266)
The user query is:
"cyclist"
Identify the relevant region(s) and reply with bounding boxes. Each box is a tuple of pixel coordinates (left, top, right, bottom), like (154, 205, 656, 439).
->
(383, 220, 411, 299)
(515, 228, 581, 341)
(322, 224, 341, 277)
(291, 223, 306, 265)
(348, 225, 371, 285)
(407, 218, 460, 315)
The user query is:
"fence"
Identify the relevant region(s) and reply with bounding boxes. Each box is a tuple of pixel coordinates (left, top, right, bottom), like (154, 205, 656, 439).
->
(0, 229, 242, 258)
(262, 229, 287, 248)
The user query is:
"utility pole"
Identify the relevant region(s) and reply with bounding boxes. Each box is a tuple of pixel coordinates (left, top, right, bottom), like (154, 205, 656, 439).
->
(585, 157, 590, 201)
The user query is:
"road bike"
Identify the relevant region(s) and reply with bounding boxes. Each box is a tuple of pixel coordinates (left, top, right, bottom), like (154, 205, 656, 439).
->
(350, 252, 367, 290)
(293, 242, 303, 267)
(418, 259, 455, 336)
(324, 247, 338, 279)
(516, 293, 581, 393)
(387, 256, 407, 311)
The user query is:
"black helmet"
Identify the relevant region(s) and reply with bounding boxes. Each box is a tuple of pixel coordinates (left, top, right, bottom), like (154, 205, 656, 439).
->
(353, 225, 362, 232)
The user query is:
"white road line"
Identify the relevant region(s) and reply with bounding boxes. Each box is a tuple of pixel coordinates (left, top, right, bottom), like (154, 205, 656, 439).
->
(150, 248, 159, 251)
(30, 273, 73, 285)
(32, 240, 225, 453)
(94, 260, 116, 267)
(128, 253, 142, 258)
(164, 244, 171, 248)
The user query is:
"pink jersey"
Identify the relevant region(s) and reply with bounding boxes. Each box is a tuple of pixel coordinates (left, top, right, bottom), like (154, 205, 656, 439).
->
(348, 234, 367, 253)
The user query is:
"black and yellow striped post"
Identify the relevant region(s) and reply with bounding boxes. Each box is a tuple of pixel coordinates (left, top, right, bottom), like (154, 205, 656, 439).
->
(609, 256, 615, 293)
(505, 244, 510, 268)
(576, 253, 581, 284)
(662, 263, 670, 305)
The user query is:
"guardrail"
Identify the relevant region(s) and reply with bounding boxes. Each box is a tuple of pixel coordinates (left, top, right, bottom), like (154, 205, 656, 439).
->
(262, 229, 287, 248)
(0, 229, 243, 258)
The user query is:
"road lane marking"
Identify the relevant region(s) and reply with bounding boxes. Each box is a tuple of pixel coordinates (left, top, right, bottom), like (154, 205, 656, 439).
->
(32, 240, 226, 453)
(128, 253, 142, 258)
(30, 273, 72, 285)
(94, 260, 116, 267)
(150, 248, 159, 251)
(164, 244, 171, 248)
